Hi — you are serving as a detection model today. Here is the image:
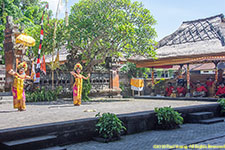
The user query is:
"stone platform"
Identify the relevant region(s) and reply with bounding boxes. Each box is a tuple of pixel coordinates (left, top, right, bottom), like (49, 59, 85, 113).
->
(0, 98, 215, 130)
(0, 98, 221, 149)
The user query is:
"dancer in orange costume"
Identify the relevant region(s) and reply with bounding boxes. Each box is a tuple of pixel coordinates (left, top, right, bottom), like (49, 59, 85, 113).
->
(70, 63, 90, 106)
(8, 62, 34, 111)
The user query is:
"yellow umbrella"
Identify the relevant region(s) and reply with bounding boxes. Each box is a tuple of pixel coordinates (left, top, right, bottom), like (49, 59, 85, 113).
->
(16, 34, 35, 47)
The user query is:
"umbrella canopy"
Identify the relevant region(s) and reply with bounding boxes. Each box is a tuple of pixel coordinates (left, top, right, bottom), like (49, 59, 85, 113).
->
(16, 34, 35, 47)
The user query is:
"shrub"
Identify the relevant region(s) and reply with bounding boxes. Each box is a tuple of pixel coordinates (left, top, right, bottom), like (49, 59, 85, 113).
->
(154, 106, 183, 129)
(26, 86, 62, 102)
(95, 112, 126, 140)
(218, 98, 225, 113)
(82, 79, 92, 101)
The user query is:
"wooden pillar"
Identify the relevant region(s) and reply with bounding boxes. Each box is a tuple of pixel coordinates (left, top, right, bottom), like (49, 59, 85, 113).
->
(178, 64, 184, 79)
(151, 68, 155, 94)
(186, 63, 190, 96)
(213, 61, 219, 83)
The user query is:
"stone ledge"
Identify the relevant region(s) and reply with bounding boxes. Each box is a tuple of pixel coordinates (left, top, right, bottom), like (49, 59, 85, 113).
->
(0, 103, 221, 146)
(135, 95, 218, 102)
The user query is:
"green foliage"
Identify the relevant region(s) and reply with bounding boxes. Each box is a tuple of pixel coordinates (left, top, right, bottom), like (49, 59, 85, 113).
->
(120, 62, 150, 78)
(68, 0, 157, 72)
(154, 78, 165, 85)
(119, 82, 125, 92)
(26, 86, 62, 102)
(95, 112, 126, 139)
(218, 98, 225, 113)
(0, 0, 53, 63)
(168, 69, 175, 77)
(156, 69, 163, 78)
(154, 106, 183, 129)
(82, 78, 92, 101)
(25, 18, 67, 57)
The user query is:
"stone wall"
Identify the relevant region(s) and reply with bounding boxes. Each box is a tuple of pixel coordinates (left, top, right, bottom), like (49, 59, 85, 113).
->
(119, 73, 132, 97)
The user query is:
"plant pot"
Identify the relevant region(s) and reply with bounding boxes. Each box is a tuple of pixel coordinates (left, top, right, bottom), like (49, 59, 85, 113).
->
(93, 136, 121, 143)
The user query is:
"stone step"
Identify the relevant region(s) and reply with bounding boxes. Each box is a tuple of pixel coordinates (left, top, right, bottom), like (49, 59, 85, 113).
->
(188, 112, 214, 122)
(0, 96, 13, 104)
(2, 135, 57, 150)
(199, 118, 224, 124)
(0, 96, 13, 100)
(0, 92, 12, 96)
(40, 146, 67, 150)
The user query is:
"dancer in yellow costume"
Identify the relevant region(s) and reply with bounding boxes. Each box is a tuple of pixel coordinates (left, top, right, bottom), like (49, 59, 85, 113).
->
(70, 63, 90, 106)
(8, 62, 34, 111)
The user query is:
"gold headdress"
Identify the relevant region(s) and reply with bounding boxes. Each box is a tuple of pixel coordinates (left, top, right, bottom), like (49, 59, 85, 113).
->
(74, 63, 83, 70)
(17, 62, 28, 71)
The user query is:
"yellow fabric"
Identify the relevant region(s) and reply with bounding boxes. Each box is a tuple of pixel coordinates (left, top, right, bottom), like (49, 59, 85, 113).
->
(73, 75, 83, 105)
(13, 77, 17, 88)
(12, 74, 26, 110)
(17, 77, 24, 100)
(16, 34, 35, 46)
(130, 78, 144, 88)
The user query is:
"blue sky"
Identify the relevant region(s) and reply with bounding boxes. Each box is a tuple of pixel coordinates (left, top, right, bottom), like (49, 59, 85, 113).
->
(46, 0, 225, 41)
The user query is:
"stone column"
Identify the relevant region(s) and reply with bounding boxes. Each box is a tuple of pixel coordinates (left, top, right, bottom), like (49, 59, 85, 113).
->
(110, 62, 122, 98)
(4, 16, 19, 91)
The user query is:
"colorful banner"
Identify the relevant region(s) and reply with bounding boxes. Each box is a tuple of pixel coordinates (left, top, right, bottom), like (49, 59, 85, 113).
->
(40, 55, 46, 75)
(130, 78, 144, 91)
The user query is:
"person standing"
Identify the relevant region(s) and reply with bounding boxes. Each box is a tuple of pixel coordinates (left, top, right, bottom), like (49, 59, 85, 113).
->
(8, 62, 34, 111)
(70, 63, 90, 106)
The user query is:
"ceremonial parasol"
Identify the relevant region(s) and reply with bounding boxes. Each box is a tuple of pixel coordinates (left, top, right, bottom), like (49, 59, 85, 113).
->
(16, 34, 35, 47)
(15, 34, 36, 70)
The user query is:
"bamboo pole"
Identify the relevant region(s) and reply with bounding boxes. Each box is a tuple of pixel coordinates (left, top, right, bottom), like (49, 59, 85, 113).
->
(65, 0, 68, 26)
(51, 0, 61, 90)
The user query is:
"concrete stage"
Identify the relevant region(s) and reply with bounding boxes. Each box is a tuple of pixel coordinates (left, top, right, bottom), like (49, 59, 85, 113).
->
(0, 98, 215, 130)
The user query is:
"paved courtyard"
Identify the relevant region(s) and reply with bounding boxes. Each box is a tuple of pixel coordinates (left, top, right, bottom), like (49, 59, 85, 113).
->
(66, 118, 225, 150)
(0, 98, 215, 130)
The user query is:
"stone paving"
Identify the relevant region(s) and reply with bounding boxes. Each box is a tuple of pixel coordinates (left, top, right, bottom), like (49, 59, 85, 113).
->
(66, 118, 225, 150)
(0, 98, 215, 130)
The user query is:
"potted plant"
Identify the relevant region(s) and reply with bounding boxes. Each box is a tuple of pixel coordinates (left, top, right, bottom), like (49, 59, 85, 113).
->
(218, 99, 225, 116)
(154, 106, 183, 130)
(94, 112, 126, 143)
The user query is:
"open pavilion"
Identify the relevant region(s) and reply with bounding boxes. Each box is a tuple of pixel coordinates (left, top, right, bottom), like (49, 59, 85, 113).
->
(129, 14, 225, 96)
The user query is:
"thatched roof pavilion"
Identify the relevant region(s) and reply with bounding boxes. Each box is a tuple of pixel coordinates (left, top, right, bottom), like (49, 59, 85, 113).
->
(128, 14, 225, 96)
(129, 14, 225, 68)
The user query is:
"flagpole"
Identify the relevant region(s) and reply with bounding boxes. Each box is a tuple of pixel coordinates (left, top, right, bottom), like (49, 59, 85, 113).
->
(65, 0, 68, 26)
(51, 0, 61, 90)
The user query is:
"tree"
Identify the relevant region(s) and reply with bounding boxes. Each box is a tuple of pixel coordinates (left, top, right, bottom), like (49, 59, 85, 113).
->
(67, 0, 157, 72)
(120, 62, 150, 79)
(0, 0, 52, 63)
(25, 19, 66, 57)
